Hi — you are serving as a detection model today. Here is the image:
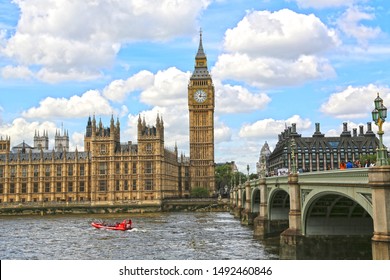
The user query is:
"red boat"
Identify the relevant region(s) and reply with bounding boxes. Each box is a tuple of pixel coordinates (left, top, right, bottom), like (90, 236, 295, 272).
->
(91, 219, 132, 231)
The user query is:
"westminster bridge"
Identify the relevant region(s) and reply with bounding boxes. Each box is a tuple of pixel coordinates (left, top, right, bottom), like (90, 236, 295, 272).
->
(230, 166, 390, 260)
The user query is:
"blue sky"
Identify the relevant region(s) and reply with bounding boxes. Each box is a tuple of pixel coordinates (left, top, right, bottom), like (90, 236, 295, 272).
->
(1, 0, 390, 172)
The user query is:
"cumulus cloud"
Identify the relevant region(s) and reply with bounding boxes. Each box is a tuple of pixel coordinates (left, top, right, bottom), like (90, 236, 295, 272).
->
(336, 6, 381, 46)
(22, 90, 114, 119)
(223, 9, 338, 59)
(0, 117, 57, 147)
(214, 81, 271, 113)
(103, 70, 154, 102)
(1, 65, 33, 79)
(320, 84, 390, 119)
(140, 67, 192, 107)
(1, 0, 210, 82)
(288, 0, 359, 9)
(239, 115, 312, 139)
(213, 53, 335, 88)
(213, 9, 338, 88)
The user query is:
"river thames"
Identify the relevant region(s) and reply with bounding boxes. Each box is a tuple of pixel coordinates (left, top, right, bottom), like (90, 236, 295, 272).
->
(0, 212, 279, 260)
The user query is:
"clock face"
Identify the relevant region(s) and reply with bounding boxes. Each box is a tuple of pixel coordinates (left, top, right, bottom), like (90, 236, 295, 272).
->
(194, 90, 207, 103)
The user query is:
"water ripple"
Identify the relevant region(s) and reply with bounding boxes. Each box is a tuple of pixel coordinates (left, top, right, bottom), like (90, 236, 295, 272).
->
(0, 212, 279, 260)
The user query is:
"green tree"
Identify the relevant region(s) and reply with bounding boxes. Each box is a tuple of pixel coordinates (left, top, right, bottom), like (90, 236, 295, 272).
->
(215, 164, 232, 194)
(190, 187, 209, 198)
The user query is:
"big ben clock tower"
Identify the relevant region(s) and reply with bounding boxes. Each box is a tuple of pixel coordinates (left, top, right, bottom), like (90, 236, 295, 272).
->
(188, 31, 215, 195)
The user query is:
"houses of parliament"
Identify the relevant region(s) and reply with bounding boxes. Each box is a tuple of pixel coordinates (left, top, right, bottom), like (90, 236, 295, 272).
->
(0, 33, 216, 206)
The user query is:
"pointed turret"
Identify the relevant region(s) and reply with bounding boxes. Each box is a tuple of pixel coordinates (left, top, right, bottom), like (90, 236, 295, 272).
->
(192, 29, 210, 79)
(196, 28, 206, 59)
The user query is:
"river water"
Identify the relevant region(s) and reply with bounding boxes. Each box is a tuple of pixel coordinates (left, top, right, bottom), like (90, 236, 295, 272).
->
(0, 212, 279, 260)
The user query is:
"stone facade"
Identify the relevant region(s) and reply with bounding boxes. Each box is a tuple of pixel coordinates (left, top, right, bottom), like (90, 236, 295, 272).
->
(265, 122, 382, 175)
(0, 34, 216, 206)
(0, 114, 190, 205)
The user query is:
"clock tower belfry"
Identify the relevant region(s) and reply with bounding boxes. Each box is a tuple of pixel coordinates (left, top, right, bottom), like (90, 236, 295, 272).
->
(188, 30, 215, 196)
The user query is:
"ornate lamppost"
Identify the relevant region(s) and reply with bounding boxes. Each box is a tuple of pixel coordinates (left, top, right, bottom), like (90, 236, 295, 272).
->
(246, 164, 250, 181)
(372, 93, 388, 166)
(290, 138, 297, 174)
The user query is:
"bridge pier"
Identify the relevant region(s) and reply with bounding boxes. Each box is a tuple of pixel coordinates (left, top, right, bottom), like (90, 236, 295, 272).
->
(232, 185, 243, 219)
(280, 173, 304, 259)
(253, 178, 270, 238)
(370, 166, 390, 260)
(241, 181, 254, 225)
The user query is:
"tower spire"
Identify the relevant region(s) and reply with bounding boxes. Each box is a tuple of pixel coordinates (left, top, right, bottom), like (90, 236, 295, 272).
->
(196, 28, 206, 59)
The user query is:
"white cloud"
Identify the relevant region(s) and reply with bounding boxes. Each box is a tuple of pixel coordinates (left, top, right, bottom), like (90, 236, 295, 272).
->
(336, 6, 381, 46)
(140, 67, 192, 106)
(320, 84, 390, 119)
(213, 9, 338, 88)
(223, 9, 339, 59)
(70, 132, 85, 151)
(0, 117, 57, 147)
(288, 0, 359, 9)
(239, 115, 312, 139)
(215, 82, 271, 113)
(1, 65, 33, 79)
(213, 53, 335, 88)
(22, 90, 114, 119)
(1, 0, 211, 82)
(103, 70, 154, 102)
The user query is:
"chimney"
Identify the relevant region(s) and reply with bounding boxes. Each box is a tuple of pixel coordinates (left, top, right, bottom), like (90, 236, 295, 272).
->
(359, 125, 364, 136)
(341, 122, 351, 137)
(313, 122, 324, 137)
(365, 122, 375, 136)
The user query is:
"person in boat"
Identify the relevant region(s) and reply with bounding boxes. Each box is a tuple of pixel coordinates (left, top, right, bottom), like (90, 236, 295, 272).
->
(127, 219, 132, 229)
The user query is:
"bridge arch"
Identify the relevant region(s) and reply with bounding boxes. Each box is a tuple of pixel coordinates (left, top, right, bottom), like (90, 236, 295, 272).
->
(268, 188, 290, 221)
(303, 191, 373, 236)
(241, 189, 246, 208)
(251, 187, 260, 214)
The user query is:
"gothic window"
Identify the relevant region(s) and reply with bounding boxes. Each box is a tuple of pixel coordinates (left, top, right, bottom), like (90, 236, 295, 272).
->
(80, 164, 85, 176)
(22, 166, 27, 177)
(68, 182, 73, 192)
(145, 179, 153, 191)
(0, 183, 3, 193)
(132, 179, 137, 191)
(132, 163, 137, 174)
(124, 180, 129, 191)
(145, 162, 153, 174)
(79, 181, 85, 192)
(45, 166, 50, 177)
(0, 167, 3, 178)
(146, 143, 152, 153)
(68, 165, 73, 176)
(115, 162, 120, 174)
(99, 180, 107, 192)
(57, 166, 62, 177)
(56, 182, 62, 192)
(45, 183, 50, 193)
(100, 144, 106, 154)
(10, 166, 16, 178)
(115, 180, 120, 191)
(33, 183, 39, 193)
(34, 165, 39, 177)
(99, 162, 107, 175)
(124, 163, 129, 174)
(9, 183, 15, 193)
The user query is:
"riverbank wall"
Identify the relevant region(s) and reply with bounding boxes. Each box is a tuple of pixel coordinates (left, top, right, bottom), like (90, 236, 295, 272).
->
(0, 198, 229, 215)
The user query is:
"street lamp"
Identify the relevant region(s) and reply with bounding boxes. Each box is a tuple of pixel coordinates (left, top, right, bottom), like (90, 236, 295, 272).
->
(247, 164, 250, 181)
(372, 93, 388, 166)
(290, 138, 297, 174)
